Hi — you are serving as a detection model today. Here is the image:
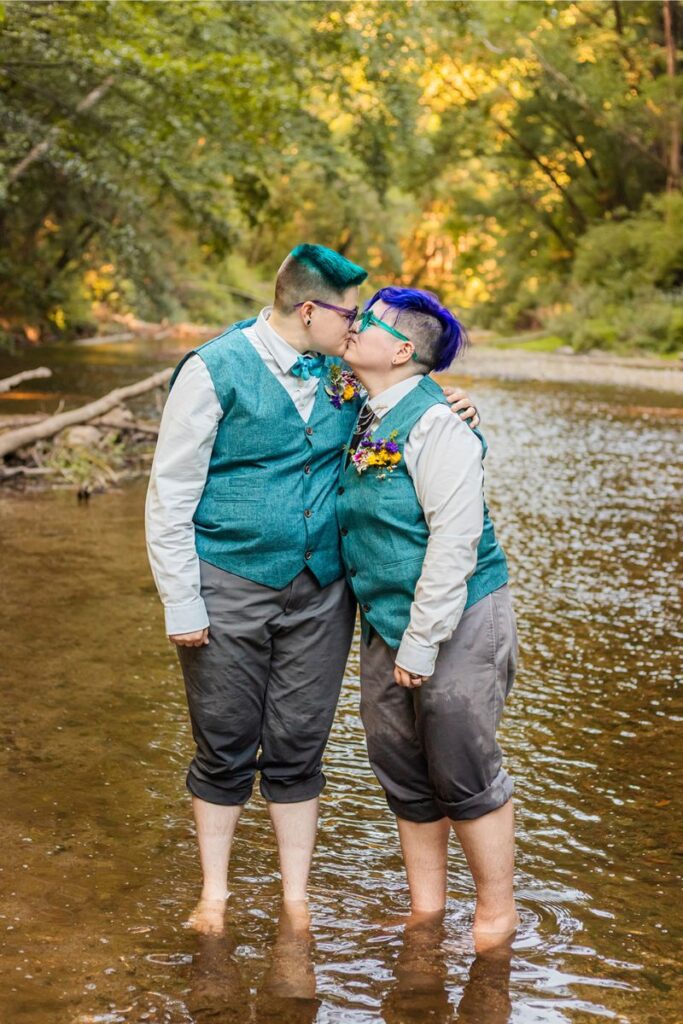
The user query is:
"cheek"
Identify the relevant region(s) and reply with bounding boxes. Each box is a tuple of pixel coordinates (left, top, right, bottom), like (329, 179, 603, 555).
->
(317, 317, 344, 341)
(357, 339, 383, 366)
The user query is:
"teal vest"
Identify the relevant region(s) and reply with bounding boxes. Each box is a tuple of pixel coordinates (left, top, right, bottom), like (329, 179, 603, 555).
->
(336, 376, 509, 648)
(170, 320, 360, 589)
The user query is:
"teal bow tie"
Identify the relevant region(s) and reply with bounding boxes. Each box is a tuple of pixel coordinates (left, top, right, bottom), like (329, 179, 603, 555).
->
(290, 354, 325, 381)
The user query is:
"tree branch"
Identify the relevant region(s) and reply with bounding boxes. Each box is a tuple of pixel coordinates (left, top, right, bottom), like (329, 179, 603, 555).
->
(7, 75, 115, 185)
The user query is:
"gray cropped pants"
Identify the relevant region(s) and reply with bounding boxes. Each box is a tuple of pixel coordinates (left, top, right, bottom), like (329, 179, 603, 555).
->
(360, 584, 517, 823)
(177, 560, 356, 806)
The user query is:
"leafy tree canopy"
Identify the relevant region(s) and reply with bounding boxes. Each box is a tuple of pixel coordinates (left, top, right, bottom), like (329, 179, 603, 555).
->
(1, 0, 681, 350)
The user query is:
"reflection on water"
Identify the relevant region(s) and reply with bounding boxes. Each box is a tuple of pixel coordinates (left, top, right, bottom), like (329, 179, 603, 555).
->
(1, 365, 682, 1023)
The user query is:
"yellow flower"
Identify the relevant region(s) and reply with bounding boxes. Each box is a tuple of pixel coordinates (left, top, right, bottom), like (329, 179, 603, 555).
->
(367, 453, 378, 465)
(343, 385, 355, 400)
(390, 452, 401, 464)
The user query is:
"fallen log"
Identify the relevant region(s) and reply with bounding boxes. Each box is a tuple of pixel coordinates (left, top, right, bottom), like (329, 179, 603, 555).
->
(0, 465, 55, 479)
(0, 367, 52, 393)
(73, 332, 135, 347)
(96, 416, 160, 436)
(0, 367, 172, 460)
(0, 413, 47, 430)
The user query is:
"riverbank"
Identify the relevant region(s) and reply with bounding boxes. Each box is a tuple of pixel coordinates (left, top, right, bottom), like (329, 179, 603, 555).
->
(456, 341, 683, 395)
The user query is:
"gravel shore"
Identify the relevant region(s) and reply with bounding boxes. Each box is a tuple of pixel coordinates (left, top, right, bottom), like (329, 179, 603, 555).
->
(449, 345, 683, 396)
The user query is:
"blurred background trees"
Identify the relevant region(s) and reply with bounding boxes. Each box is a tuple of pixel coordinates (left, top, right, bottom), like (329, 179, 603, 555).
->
(1, 0, 681, 351)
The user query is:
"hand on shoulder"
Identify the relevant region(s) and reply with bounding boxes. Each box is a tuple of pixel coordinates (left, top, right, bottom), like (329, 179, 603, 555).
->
(442, 385, 480, 428)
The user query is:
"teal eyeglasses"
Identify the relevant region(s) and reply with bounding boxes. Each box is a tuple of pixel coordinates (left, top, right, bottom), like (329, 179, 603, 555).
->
(357, 308, 410, 341)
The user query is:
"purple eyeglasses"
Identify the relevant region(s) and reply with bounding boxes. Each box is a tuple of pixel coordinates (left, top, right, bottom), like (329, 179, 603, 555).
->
(294, 299, 359, 325)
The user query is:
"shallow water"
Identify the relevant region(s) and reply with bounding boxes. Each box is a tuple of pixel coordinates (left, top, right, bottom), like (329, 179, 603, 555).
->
(1, 349, 682, 1023)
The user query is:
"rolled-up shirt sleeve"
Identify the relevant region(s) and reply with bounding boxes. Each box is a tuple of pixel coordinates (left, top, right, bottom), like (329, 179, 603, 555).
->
(144, 355, 223, 635)
(395, 406, 484, 677)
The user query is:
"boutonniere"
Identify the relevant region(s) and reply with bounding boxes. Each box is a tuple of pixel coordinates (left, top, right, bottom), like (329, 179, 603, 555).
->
(350, 430, 402, 480)
(325, 364, 363, 409)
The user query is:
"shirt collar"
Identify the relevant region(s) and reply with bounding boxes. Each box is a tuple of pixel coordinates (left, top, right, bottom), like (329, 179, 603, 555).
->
(254, 306, 309, 375)
(368, 374, 425, 420)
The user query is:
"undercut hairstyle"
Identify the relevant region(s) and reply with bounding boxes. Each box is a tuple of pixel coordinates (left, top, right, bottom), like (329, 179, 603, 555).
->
(274, 244, 368, 315)
(366, 286, 468, 372)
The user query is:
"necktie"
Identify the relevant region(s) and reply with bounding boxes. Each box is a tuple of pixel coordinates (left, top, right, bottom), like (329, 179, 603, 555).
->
(290, 354, 325, 381)
(346, 402, 375, 466)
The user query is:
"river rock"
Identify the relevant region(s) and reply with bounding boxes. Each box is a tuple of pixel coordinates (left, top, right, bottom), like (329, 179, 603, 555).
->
(59, 425, 102, 447)
(94, 405, 134, 427)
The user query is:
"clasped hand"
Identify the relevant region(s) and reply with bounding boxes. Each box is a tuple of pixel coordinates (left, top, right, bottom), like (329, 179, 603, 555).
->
(169, 628, 209, 647)
(393, 666, 430, 688)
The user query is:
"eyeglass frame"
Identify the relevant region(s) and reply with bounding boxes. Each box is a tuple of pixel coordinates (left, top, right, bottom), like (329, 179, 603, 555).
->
(294, 299, 359, 325)
(356, 306, 419, 361)
(357, 307, 410, 341)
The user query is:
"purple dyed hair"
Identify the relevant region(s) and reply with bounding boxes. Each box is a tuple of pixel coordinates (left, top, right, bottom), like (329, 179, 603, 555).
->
(366, 286, 468, 371)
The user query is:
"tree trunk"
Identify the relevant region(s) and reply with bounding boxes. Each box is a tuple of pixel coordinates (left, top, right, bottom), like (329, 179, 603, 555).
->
(663, 0, 681, 191)
(0, 367, 171, 459)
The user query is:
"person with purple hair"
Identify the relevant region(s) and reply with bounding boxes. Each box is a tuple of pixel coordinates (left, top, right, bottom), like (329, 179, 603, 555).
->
(338, 287, 518, 950)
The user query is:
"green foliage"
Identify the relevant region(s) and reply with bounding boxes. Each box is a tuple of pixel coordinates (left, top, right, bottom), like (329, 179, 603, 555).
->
(1, 0, 681, 351)
(46, 435, 126, 489)
(0, 0, 371, 335)
(553, 195, 683, 352)
(572, 194, 683, 298)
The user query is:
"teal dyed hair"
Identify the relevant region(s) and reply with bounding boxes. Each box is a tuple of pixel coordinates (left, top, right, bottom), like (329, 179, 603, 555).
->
(289, 244, 367, 290)
(274, 243, 367, 313)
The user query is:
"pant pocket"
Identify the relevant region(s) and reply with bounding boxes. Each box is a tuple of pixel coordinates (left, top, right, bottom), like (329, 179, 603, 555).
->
(505, 603, 519, 697)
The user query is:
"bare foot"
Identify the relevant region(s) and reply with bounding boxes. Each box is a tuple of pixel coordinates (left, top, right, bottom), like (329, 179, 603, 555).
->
(280, 899, 311, 935)
(472, 909, 519, 953)
(378, 908, 445, 933)
(186, 897, 228, 936)
(264, 901, 316, 1000)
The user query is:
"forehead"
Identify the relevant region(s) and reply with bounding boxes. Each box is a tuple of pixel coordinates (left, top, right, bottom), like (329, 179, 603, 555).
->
(368, 299, 396, 321)
(338, 285, 360, 305)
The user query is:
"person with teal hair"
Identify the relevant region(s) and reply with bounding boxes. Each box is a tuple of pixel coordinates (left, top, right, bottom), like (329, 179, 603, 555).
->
(145, 243, 479, 935)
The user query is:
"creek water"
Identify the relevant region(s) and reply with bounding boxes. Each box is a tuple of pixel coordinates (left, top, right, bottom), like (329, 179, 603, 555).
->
(0, 340, 681, 1023)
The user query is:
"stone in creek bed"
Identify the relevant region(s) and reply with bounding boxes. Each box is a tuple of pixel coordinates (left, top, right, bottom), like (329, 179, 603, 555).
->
(94, 406, 135, 428)
(58, 425, 102, 447)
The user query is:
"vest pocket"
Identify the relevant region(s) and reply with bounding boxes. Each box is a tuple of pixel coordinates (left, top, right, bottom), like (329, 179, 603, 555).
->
(206, 481, 265, 503)
(379, 554, 426, 572)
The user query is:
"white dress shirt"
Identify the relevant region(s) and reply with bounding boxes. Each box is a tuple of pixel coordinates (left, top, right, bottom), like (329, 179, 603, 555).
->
(145, 308, 321, 635)
(363, 375, 485, 677)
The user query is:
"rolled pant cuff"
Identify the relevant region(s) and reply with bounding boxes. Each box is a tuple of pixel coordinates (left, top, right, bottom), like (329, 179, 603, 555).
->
(259, 771, 326, 804)
(186, 771, 253, 807)
(387, 771, 514, 824)
(438, 770, 514, 822)
(386, 794, 448, 824)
